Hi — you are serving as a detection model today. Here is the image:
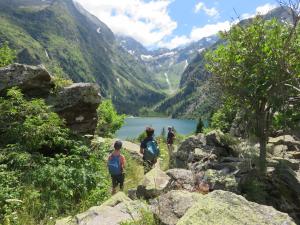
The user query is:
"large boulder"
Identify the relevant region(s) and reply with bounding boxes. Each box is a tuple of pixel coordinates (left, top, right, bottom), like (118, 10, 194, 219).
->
(269, 135, 300, 151)
(239, 165, 300, 224)
(267, 157, 300, 171)
(172, 135, 205, 168)
(55, 192, 150, 225)
(150, 190, 203, 225)
(136, 167, 170, 199)
(172, 132, 231, 169)
(0, 63, 54, 97)
(177, 190, 296, 225)
(52, 83, 101, 135)
(166, 169, 195, 191)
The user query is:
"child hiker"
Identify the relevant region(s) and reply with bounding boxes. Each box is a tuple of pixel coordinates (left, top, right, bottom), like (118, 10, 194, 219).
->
(107, 140, 126, 194)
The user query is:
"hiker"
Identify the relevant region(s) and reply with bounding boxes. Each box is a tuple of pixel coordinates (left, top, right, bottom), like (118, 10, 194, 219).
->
(107, 140, 126, 195)
(167, 126, 175, 155)
(140, 127, 160, 174)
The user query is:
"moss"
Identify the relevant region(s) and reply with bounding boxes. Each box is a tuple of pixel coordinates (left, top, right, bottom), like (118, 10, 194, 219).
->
(177, 190, 296, 225)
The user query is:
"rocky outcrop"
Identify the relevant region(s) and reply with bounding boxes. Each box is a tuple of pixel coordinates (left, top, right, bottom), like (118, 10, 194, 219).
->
(150, 190, 203, 225)
(52, 83, 101, 135)
(0, 63, 54, 97)
(172, 131, 232, 169)
(198, 169, 239, 193)
(0, 64, 102, 135)
(55, 192, 149, 225)
(269, 135, 300, 151)
(166, 169, 195, 191)
(136, 167, 170, 199)
(177, 190, 296, 225)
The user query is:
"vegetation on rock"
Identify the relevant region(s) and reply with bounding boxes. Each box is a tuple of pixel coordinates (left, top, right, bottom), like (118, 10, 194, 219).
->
(0, 42, 16, 67)
(96, 100, 126, 138)
(0, 88, 111, 224)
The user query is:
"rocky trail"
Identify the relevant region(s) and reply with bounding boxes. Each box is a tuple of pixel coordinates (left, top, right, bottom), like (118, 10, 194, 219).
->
(56, 131, 300, 225)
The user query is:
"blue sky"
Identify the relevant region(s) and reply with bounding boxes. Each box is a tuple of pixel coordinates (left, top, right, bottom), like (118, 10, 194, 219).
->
(76, 0, 279, 49)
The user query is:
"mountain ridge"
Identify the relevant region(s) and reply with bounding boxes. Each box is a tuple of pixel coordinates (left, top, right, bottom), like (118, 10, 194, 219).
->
(0, 0, 165, 114)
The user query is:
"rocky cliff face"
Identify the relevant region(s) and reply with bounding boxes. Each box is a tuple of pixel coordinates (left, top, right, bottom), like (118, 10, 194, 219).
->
(0, 63, 54, 98)
(52, 83, 101, 135)
(0, 63, 101, 135)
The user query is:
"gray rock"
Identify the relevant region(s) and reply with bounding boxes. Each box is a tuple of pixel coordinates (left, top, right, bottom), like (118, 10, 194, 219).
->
(205, 130, 225, 147)
(177, 190, 296, 225)
(166, 169, 195, 191)
(272, 145, 289, 157)
(195, 169, 239, 193)
(272, 157, 300, 171)
(172, 133, 228, 169)
(269, 135, 300, 151)
(136, 167, 170, 199)
(0, 63, 54, 97)
(55, 192, 150, 225)
(150, 190, 203, 225)
(53, 83, 101, 135)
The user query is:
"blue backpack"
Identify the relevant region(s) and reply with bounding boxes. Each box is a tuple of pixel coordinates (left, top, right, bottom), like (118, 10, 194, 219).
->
(108, 155, 122, 175)
(144, 140, 159, 161)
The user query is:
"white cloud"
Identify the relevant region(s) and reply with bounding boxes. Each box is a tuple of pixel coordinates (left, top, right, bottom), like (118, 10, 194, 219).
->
(194, 2, 204, 13)
(158, 35, 191, 49)
(194, 2, 219, 17)
(190, 21, 231, 41)
(241, 3, 277, 20)
(75, 0, 278, 50)
(256, 3, 277, 15)
(75, 0, 177, 47)
(159, 21, 231, 49)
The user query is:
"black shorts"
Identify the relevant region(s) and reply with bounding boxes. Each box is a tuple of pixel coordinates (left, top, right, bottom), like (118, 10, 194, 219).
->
(111, 174, 125, 189)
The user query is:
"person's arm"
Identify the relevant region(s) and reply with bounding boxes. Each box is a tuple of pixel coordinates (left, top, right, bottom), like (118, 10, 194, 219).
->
(140, 147, 144, 154)
(120, 155, 126, 173)
(140, 140, 145, 154)
(107, 155, 111, 168)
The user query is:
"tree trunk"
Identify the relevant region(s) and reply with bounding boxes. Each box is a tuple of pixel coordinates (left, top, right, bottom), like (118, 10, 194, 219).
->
(257, 113, 267, 173)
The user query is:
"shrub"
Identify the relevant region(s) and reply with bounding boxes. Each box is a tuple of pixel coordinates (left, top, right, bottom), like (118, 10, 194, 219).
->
(121, 209, 156, 225)
(51, 66, 73, 94)
(0, 88, 111, 224)
(96, 100, 125, 138)
(0, 88, 69, 153)
(0, 42, 16, 67)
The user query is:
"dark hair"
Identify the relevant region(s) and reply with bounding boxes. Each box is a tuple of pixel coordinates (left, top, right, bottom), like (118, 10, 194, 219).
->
(145, 127, 154, 137)
(114, 140, 122, 150)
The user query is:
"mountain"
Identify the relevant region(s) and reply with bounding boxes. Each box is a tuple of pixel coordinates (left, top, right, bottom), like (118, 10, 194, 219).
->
(155, 6, 294, 119)
(117, 35, 219, 94)
(0, 0, 165, 114)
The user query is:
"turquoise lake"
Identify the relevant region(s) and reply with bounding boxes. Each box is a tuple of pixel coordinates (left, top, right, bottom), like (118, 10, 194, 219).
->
(116, 117, 197, 140)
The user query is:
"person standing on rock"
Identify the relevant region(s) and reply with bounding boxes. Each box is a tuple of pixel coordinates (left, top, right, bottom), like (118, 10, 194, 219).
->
(108, 140, 126, 194)
(140, 127, 160, 174)
(167, 126, 175, 155)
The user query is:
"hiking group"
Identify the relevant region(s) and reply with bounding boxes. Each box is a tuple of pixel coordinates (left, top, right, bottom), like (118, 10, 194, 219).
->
(107, 126, 176, 194)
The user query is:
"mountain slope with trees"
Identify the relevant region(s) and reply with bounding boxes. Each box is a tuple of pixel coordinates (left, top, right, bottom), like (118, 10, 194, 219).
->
(0, 0, 165, 114)
(155, 6, 298, 120)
